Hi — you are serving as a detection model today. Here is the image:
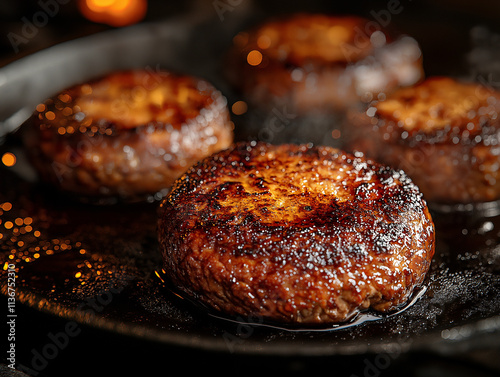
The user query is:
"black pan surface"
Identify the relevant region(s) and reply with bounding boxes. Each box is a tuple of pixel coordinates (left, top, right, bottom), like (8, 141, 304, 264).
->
(1, 11, 500, 358)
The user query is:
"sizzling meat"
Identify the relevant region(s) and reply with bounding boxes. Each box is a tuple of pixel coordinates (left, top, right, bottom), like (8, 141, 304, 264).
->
(344, 76, 500, 204)
(225, 13, 423, 114)
(158, 142, 435, 325)
(22, 70, 234, 203)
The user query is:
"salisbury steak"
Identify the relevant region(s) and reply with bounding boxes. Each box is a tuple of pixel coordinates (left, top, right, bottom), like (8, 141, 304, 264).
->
(158, 142, 435, 325)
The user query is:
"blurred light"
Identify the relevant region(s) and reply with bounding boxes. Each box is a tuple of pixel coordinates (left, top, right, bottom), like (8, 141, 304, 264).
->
(89, 0, 115, 10)
(1, 202, 12, 211)
(233, 32, 249, 48)
(232, 101, 248, 115)
(247, 50, 263, 66)
(257, 35, 272, 49)
(78, 0, 147, 27)
(1, 152, 16, 167)
(327, 25, 350, 43)
(331, 129, 341, 139)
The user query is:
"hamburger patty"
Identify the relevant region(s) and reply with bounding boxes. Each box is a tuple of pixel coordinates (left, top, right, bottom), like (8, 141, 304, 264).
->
(225, 13, 423, 114)
(158, 142, 435, 324)
(22, 69, 233, 202)
(344, 76, 500, 204)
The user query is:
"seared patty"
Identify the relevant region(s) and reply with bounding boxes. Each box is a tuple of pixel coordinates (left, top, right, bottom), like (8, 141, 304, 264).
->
(225, 13, 423, 114)
(22, 70, 233, 202)
(344, 76, 500, 204)
(158, 142, 435, 325)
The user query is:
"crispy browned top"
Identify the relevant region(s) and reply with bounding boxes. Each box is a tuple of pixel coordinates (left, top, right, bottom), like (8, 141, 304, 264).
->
(158, 142, 435, 323)
(231, 13, 388, 67)
(33, 70, 223, 134)
(369, 76, 500, 143)
(162, 142, 433, 264)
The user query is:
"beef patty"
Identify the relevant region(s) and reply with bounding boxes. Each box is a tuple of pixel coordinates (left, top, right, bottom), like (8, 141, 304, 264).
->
(344, 76, 500, 205)
(158, 142, 435, 325)
(22, 69, 233, 203)
(225, 13, 423, 114)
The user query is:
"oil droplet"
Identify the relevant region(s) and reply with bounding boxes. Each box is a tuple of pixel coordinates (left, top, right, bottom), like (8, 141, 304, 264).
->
(478, 221, 494, 235)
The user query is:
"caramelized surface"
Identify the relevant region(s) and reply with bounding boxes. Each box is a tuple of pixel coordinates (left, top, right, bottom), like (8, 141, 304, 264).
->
(35, 70, 219, 133)
(345, 77, 500, 203)
(372, 76, 500, 139)
(23, 70, 233, 201)
(232, 14, 377, 66)
(226, 13, 423, 114)
(159, 142, 435, 324)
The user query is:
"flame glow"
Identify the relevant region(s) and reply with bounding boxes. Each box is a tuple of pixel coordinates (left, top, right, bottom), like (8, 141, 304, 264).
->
(78, 0, 147, 27)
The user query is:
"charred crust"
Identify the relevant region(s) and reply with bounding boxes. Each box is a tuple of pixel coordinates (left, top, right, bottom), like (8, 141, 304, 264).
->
(158, 142, 435, 324)
(344, 76, 500, 203)
(365, 76, 500, 145)
(23, 70, 234, 201)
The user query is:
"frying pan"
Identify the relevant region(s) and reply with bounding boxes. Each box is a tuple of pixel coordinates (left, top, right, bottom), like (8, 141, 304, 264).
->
(1, 7, 499, 362)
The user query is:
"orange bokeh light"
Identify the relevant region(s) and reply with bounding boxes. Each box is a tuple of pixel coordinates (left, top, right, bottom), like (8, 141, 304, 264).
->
(231, 101, 248, 115)
(78, 0, 147, 27)
(247, 50, 263, 66)
(88, 0, 115, 10)
(1, 153, 16, 167)
(257, 35, 272, 49)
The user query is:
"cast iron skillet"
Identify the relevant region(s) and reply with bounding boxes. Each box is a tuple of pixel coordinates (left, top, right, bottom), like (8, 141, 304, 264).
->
(0, 12, 499, 357)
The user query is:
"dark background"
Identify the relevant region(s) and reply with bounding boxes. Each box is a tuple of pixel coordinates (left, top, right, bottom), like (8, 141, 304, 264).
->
(1, 1, 500, 376)
(2, 0, 500, 73)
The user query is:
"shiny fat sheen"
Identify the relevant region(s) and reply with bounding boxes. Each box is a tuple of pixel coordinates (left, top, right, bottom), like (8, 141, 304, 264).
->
(158, 142, 435, 325)
(22, 70, 233, 202)
(345, 76, 500, 204)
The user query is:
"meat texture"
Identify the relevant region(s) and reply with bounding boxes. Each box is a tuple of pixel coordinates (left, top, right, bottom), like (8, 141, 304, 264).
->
(158, 142, 435, 325)
(344, 76, 500, 204)
(22, 70, 234, 202)
(225, 13, 423, 114)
